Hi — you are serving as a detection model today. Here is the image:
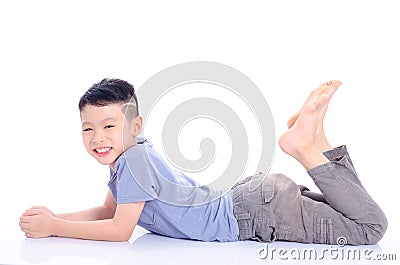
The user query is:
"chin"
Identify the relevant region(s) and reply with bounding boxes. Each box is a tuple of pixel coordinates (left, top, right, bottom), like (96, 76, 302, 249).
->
(93, 157, 114, 166)
(98, 160, 111, 166)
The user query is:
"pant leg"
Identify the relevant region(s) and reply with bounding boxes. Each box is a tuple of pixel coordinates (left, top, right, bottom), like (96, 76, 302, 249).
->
(278, 145, 387, 245)
(322, 145, 363, 187)
(306, 145, 388, 245)
(299, 146, 364, 205)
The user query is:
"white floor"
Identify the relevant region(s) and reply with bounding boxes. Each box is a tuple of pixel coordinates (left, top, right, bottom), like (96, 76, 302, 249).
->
(2, 213, 398, 265)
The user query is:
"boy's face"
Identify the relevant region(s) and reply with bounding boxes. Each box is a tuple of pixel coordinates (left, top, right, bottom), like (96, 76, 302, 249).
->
(80, 103, 142, 170)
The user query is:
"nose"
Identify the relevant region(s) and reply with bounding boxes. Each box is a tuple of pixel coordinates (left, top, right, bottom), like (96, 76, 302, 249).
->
(92, 129, 105, 143)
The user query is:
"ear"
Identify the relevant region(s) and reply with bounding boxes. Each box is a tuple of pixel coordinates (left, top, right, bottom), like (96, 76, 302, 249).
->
(132, 116, 143, 137)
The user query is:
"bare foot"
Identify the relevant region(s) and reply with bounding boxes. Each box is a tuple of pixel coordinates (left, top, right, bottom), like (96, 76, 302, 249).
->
(286, 82, 327, 129)
(286, 80, 341, 152)
(287, 81, 341, 129)
(278, 81, 341, 170)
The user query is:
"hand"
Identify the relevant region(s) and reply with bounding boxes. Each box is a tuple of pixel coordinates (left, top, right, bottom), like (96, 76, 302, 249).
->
(20, 208, 56, 238)
(25, 206, 55, 216)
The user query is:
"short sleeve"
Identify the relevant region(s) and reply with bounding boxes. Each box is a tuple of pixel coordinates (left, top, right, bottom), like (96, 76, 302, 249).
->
(114, 158, 156, 204)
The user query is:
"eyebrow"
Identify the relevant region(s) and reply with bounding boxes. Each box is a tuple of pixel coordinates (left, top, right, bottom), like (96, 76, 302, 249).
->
(82, 117, 118, 126)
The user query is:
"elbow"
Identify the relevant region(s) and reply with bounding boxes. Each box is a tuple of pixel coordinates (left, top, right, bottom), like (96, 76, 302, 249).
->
(109, 229, 132, 242)
(119, 231, 132, 242)
(107, 232, 131, 242)
(111, 225, 135, 242)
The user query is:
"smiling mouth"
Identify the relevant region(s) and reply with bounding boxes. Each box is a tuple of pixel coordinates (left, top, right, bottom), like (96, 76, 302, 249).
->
(94, 147, 112, 154)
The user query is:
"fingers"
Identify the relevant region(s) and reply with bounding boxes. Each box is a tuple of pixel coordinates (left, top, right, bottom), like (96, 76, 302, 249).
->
(19, 216, 31, 235)
(23, 206, 54, 217)
(23, 230, 47, 238)
(20, 214, 31, 224)
(20, 224, 30, 232)
(19, 217, 43, 238)
(24, 231, 37, 238)
(19, 210, 46, 238)
(24, 208, 45, 216)
(24, 206, 47, 212)
(19, 215, 32, 233)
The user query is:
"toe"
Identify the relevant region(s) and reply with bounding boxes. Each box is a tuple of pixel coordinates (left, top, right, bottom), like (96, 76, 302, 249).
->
(331, 80, 342, 87)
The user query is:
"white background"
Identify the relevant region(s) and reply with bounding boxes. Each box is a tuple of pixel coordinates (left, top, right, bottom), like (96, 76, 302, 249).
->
(1, 0, 399, 263)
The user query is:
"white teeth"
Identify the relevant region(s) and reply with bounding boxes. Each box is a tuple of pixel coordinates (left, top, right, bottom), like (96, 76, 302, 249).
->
(96, 148, 111, 153)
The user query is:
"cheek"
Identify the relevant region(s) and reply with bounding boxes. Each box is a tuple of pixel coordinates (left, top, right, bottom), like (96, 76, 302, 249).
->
(109, 129, 123, 145)
(82, 134, 91, 149)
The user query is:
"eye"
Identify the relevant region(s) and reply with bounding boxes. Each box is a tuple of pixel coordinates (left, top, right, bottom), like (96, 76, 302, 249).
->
(105, 125, 115, 129)
(83, 128, 93, 132)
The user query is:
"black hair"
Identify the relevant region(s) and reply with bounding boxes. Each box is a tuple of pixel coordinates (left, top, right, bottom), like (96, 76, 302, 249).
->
(78, 78, 139, 117)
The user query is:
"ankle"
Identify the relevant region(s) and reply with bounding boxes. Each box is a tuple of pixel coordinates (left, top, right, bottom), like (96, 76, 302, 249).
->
(292, 144, 319, 159)
(293, 146, 329, 170)
(316, 134, 332, 153)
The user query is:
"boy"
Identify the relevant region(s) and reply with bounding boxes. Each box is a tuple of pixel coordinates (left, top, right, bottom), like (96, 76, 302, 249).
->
(20, 79, 387, 245)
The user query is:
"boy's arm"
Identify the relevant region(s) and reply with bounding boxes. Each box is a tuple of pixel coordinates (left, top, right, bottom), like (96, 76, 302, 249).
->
(53, 202, 145, 241)
(55, 190, 117, 221)
(20, 201, 145, 242)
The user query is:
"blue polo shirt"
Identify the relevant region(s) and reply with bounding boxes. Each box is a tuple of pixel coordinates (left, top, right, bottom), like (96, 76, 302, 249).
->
(108, 138, 239, 242)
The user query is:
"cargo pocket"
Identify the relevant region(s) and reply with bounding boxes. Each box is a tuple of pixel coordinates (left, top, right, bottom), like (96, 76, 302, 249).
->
(233, 182, 255, 241)
(255, 177, 276, 242)
(262, 178, 274, 203)
(314, 215, 334, 244)
(256, 219, 277, 242)
(236, 212, 253, 240)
